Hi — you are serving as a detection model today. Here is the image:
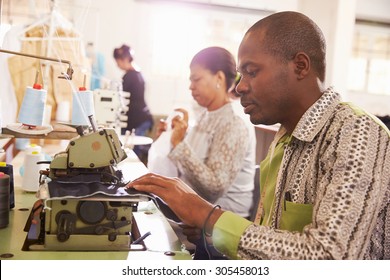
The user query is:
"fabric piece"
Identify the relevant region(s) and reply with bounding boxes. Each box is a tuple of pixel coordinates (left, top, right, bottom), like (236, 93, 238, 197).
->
(47, 175, 146, 200)
(147, 130, 178, 177)
(0, 25, 21, 126)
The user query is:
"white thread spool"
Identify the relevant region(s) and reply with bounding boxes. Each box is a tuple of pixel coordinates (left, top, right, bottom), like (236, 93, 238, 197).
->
(56, 101, 70, 122)
(18, 86, 47, 126)
(25, 144, 42, 154)
(44, 104, 52, 126)
(21, 150, 46, 192)
(72, 90, 95, 125)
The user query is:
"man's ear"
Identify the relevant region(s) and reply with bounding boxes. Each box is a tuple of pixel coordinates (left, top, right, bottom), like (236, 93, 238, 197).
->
(293, 52, 310, 80)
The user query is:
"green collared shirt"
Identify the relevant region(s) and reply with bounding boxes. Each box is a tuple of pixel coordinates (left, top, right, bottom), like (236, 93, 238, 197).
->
(212, 88, 390, 260)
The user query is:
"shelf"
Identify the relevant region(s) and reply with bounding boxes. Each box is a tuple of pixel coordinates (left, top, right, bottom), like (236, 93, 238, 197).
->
(1, 123, 78, 140)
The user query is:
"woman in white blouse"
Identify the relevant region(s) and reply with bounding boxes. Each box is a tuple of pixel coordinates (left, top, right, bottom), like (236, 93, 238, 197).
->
(157, 46, 256, 219)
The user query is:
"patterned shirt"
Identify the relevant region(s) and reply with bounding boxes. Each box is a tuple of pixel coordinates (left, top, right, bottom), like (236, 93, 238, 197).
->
(169, 103, 256, 217)
(212, 88, 390, 259)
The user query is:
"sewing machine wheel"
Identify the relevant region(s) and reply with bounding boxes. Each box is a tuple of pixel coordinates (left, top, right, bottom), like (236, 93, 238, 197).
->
(55, 210, 72, 225)
(76, 201, 107, 225)
(34, 198, 142, 251)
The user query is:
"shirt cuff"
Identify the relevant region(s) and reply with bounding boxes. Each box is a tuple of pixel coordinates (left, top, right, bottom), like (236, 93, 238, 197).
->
(212, 211, 252, 259)
(168, 140, 188, 160)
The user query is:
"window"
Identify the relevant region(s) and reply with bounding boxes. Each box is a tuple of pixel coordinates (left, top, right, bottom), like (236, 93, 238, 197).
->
(148, 3, 261, 78)
(348, 21, 390, 96)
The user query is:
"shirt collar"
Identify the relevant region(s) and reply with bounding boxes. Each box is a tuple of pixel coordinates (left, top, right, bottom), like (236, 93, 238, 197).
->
(277, 87, 341, 142)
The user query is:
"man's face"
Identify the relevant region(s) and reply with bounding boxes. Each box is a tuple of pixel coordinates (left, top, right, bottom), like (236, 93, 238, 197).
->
(236, 32, 294, 126)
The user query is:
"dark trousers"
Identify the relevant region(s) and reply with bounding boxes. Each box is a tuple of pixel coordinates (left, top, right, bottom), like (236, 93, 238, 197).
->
(123, 120, 153, 163)
(193, 235, 228, 260)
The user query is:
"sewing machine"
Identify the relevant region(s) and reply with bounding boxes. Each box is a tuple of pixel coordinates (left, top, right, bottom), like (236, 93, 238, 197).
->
(0, 49, 190, 259)
(93, 88, 130, 132)
(23, 124, 151, 251)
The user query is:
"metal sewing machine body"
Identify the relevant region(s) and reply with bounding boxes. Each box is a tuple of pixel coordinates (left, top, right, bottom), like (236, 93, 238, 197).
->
(93, 88, 130, 131)
(47, 127, 127, 183)
(25, 126, 149, 251)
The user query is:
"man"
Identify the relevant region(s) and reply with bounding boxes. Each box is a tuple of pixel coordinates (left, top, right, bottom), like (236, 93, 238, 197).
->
(127, 11, 390, 260)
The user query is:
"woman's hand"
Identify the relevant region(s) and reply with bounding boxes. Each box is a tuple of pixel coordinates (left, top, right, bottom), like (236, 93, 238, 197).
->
(127, 173, 223, 229)
(154, 119, 168, 139)
(171, 108, 189, 148)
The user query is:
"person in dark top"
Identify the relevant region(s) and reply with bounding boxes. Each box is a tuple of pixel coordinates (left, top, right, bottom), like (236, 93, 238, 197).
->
(113, 44, 153, 161)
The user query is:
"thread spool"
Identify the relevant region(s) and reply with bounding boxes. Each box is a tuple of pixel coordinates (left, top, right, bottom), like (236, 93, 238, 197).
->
(56, 101, 70, 122)
(25, 143, 42, 154)
(72, 89, 95, 125)
(21, 150, 46, 192)
(18, 86, 47, 127)
(44, 104, 52, 126)
(0, 163, 15, 209)
(0, 172, 10, 228)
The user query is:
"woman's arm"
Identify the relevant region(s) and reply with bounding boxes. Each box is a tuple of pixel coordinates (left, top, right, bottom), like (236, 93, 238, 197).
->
(170, 117, 249, 202)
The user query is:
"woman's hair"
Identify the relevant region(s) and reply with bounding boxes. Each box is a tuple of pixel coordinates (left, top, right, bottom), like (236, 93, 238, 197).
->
(190, 46, 237, 91)
(113, 44, 134, 62)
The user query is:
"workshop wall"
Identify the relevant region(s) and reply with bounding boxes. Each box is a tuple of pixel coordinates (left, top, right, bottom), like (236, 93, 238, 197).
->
(1, 0, 390, 123)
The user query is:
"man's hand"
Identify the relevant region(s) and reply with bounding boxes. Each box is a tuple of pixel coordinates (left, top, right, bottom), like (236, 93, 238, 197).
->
(180, 224, 202, 244)
(127, 173, 223, 230)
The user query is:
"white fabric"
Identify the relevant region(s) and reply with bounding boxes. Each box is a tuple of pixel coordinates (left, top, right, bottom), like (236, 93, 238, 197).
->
(0, 26, 21, 127)
(147, 111, 184, 176)
(147, 129, 178, 177)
